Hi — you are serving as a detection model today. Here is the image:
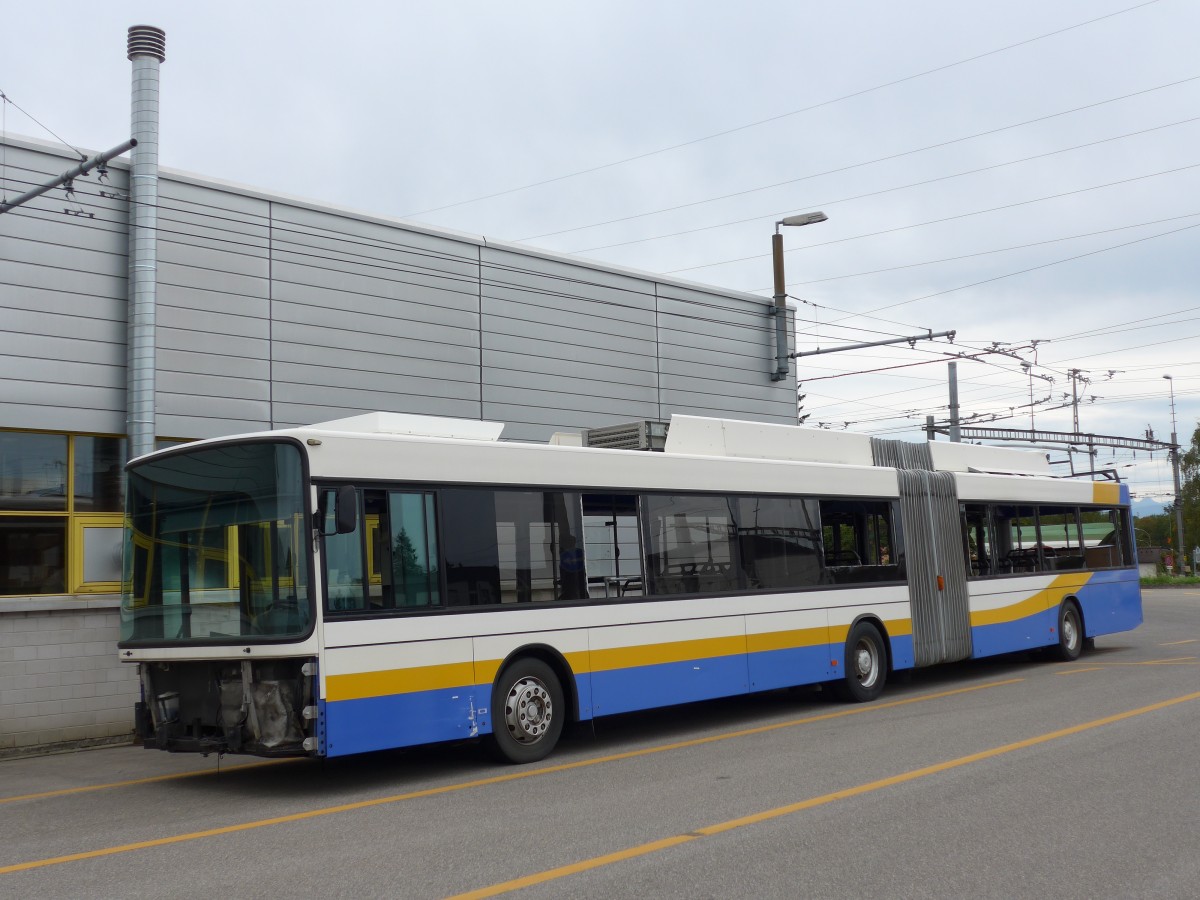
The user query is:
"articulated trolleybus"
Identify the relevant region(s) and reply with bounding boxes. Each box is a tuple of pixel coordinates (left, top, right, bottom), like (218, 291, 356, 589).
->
(120, 413, 1141, 763)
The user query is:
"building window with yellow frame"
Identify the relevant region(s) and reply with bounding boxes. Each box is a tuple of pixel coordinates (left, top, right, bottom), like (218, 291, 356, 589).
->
(0, 430, 187, 597)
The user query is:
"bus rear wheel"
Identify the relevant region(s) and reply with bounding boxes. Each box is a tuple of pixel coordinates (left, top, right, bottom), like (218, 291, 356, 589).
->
(836, 621, 887, 703)
(487, 658, 564, 764)
(1053, 601, 1084, 662)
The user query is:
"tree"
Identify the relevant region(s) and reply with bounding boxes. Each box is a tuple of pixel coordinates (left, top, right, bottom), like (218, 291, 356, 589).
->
(393, 529, 428, 586)
(1135, 513, 1172, 549)
(797, 384, 810, 425)
(1178, 421, 1200, 557)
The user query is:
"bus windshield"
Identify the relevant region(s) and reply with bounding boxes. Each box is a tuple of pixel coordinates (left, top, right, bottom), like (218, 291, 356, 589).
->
(120, 441, 312, 644)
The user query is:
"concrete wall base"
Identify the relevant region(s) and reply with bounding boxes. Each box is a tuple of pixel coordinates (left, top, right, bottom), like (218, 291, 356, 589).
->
(0, 598, 138, 752)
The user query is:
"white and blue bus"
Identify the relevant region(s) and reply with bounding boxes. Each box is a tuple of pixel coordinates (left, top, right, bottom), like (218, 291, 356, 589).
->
(119, 413, 1141, 763)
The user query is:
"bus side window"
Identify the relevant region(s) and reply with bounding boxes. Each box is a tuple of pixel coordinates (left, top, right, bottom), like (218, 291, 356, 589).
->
(643, 495, 740, 596)
(1037, 505, 1085, 572)
(1083, 507, 1131, 569)
(387, 491, 440, 608)
(322, 487, 366, 613)
(441, 489, 586, 606)
(818, 499, 901, 584)
(961, 504, 994, 578)
(736, 495, 822, 590)
(583, 494, 642, 599)
(993, 505, 1038, 573)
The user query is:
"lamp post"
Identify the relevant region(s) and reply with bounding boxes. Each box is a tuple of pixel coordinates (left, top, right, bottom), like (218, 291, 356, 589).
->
(771, 211, 828, 381)
(1164, 374, 1185, 574)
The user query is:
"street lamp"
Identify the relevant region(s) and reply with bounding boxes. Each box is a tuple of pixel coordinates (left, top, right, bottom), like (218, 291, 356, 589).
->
(771, 211, 828, 381)
(1164, 374, 1185, 574)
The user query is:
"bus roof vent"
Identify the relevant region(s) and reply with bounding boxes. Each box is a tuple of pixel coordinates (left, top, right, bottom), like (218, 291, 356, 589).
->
(307, 412, 504, 442)
(663, 415, 876, 465)
(582, 421, 669, 451)
(928, 441, 1050, 475)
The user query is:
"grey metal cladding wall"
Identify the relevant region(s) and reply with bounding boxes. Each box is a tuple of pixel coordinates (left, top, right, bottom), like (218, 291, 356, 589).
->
(0, 142, 128, 434)
(656, 285, 796, 424)
(268, 205, 483, 428)
(155, 178, 272, 438)
(481, 247, 661, 441)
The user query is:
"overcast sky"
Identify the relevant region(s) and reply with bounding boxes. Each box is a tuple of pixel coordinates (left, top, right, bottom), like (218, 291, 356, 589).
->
(3, 0, 1198, 506)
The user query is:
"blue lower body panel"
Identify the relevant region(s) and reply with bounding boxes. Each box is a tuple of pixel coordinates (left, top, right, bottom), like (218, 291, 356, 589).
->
(324, 686, 488, 757)
(971, 609, 1053, 658)
(590, 654, 750, 717)
(746, 644, 835, 692)
(970, 570, 1142, 661)
(1077, 571, 1142, 637)
(889, 633, 916, 671)
(321, 625, 930, 755)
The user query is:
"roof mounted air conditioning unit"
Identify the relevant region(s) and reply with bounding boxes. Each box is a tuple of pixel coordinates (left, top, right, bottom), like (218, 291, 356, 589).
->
(582, 421, 669, 451)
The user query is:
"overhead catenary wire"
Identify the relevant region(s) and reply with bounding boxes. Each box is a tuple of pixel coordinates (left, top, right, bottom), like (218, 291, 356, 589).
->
(3, 193, 899, 360)
(5, 135, 1195, 438)
(401, 0, 1166, 218)
(1, 173, 953, 355)
(780, 211, 1200, 288)
(521, 78, 1200, 244)
(648, 158, 1200, 267)
(14, 164, 1195, 355)
(15, 168, 1194, 363)
(0, 88, 86, 160)
(825, 219, 1200, 323)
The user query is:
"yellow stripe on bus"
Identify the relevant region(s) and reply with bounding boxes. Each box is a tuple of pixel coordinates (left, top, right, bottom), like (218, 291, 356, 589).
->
(472, 652, 590, 686)
(326, 618, 914, 703)
(746, 625, 829, 654)
(588, 634, 747, 673)
(326, 661, 476, 702)
(1092, 482, 1121, 505)
(969, 573, 1091, 628)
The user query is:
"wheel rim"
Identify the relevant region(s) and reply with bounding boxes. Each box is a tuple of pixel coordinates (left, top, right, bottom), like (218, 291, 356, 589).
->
(853, 638, 880, 688)
(1063, 609, 1080, 652)
(503, 675, 553, 745)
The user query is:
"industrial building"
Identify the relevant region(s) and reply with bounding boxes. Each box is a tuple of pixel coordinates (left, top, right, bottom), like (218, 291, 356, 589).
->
(0, 30, 800, 752)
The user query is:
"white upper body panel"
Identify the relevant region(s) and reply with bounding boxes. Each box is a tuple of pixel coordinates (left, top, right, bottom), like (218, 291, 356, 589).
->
(135, 412, 1120, 505)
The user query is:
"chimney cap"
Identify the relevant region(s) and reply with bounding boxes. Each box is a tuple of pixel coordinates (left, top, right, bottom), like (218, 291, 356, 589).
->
(127, 25, 166, 63)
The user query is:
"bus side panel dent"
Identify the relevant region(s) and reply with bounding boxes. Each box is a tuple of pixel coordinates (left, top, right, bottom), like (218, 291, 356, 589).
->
(324, 687, 487, 757)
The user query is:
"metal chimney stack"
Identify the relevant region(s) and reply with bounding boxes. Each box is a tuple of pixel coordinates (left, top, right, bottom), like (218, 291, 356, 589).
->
(126, 25, 166, 460)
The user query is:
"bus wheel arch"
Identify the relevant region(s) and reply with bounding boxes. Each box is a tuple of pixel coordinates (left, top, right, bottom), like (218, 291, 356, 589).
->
(1053, 598, 1085, 662)
(486, 646, 574, 764)
(835, 617, 889, 703)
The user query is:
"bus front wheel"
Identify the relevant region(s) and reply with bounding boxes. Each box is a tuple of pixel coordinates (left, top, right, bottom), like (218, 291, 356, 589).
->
(1053, 601, 1084, 662)
(487, 658, 564, 764)
(836, 621, 887, 703)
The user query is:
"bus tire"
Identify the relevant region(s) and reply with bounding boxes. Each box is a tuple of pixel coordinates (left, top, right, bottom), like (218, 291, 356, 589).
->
(487, 658, 564, 764)
(837, 621, 887, 703)
(1053, 601, 1084, 662)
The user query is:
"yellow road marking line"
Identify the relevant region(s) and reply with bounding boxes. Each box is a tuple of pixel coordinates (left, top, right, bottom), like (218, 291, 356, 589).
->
(1139, 656, 1198, 665)
(0, 758, 298, 806)
(1160, 639, 1198, 646)
(0, 678, 1020, 875)
(1054, 657, 1198, 670)
(1056, 667, 1105, 676)
(450, 690, 1200, 899)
